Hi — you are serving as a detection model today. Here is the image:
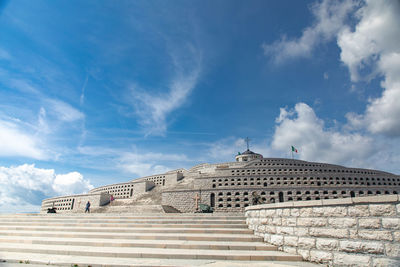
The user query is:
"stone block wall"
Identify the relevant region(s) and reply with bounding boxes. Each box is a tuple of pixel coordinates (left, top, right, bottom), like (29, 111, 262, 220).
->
(162, 188, 249, 213)
(41, 192, 110, 213)
(88, 180, 155, 200)
(164, 172, 183, 187)
(162, 190, 199, 212)
(130, 180, 155, 200)
(245, 195, 400, 266)
(194, 177, 212, 188)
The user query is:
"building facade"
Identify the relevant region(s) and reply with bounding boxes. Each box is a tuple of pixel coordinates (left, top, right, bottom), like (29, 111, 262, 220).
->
(41, 150, 400, 213)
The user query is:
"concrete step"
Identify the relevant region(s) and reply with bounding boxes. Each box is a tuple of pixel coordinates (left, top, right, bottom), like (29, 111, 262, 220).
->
(97, 204, 166, 213)
(0, 243, 303, 261)
(0, 225, 253, 234)
(0, 230, 263, 242)
(0, 221, 249, 228)
(0, 218, 246, 224)
(0, 236, 277, 251)
(0, 214, 246, 220)
(0, 213, 309, 266)
(0, 252, 320, 267)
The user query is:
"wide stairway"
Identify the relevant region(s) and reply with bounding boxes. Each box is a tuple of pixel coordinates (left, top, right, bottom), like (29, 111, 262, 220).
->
(0, 213, 314, 267)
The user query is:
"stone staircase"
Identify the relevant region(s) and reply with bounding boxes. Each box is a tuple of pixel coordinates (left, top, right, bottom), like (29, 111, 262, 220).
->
(0, 213, 315, 267)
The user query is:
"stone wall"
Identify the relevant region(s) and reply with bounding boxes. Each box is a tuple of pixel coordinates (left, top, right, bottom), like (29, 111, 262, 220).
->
(162, 190, 199, 212)
(131, 180, 155, 200)
(88, 180, 155, 200)
(41, 192, 110, 213)
(245, 195, 400, 266)
(162, 188, 249, 213)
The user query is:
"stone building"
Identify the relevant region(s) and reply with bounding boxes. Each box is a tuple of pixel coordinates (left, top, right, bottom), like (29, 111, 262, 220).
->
(41, 149, 400, 213)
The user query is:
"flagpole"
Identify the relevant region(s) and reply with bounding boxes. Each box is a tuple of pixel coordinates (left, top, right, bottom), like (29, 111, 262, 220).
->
(291, 149, 293, 160)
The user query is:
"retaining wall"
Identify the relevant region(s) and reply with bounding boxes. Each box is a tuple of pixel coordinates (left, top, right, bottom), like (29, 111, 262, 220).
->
(41, 192, 110, 213)
(245, 195, 400, 266)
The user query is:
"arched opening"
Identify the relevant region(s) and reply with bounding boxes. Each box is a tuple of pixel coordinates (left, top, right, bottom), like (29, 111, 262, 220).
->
(210, 193, 215, 207)
(130, 189, 133, 197)
(350, 191, 355, 198)
(279, 192, 284, 203)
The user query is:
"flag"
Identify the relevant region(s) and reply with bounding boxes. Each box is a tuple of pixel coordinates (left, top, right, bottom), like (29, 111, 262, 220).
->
(291, 146, 298, 153)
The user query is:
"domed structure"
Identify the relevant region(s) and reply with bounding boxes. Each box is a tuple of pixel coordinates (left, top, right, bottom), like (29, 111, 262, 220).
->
(42, 150, 400, 214)
(235, 149, 263, 162)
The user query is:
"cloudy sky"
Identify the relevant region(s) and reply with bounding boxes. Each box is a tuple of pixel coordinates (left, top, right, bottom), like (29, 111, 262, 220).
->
(1, 0, 399, 213)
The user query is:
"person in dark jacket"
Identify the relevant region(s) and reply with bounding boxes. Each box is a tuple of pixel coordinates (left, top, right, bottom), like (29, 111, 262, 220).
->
(85, 201, 91, 213)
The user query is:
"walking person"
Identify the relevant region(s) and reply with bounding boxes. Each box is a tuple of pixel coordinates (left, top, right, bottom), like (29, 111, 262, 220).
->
(85, 201, 91, 213)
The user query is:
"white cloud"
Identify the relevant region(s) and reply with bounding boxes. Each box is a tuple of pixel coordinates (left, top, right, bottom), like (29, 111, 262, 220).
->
(259, 0, 400, 172)
(46, 99, 84, 122)
(263, 0, 357, 64)
(0, 101, 83, 161)
(0, 119, 47, 160)
(53, 172, 93, 196)
(37, 107, 49, 134)
(0, 164, 93, 213)
(80, 74, 89, 106)
(264, 0, 400, 141)
(338, 0, 400, 137)
(130, 45, 202, 136)
(271, 103, 374, 167)
(206, 137, 273, 164)
(77, 146, 120, 157)
(119, 161, 169, 178)
(119, 151, 189, 177)
(8, 78, 41, 94)
(338, 0, 400, 82)
(77, 145, 190, 177)
(207, 137, 247, 161)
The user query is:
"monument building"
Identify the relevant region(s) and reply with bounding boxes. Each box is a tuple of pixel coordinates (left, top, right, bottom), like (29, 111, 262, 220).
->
(41, 145, 400, 213)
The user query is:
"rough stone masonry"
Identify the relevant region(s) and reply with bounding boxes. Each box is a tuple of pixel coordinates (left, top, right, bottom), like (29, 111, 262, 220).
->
(246, 195, 400, 267)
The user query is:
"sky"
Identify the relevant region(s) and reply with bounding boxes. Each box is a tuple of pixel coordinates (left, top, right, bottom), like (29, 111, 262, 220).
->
(0, 0, 399, 213)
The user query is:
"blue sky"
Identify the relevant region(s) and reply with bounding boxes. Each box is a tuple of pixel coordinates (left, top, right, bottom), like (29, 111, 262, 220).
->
(1, 0, 399, 212)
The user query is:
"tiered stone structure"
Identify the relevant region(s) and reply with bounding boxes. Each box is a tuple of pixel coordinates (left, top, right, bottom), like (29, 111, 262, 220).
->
(41, 149, 400, 214)
(246, 195, 400, 266)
